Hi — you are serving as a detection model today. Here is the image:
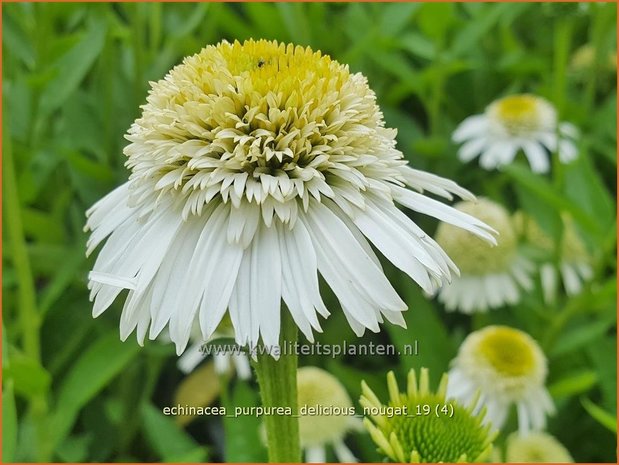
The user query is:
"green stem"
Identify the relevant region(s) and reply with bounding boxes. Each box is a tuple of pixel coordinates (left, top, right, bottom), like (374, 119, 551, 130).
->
(3, 134, 40, 361)
(552, 17, 573, 190)
(3, 128, 49, 461)
(252, 312, 300, 463)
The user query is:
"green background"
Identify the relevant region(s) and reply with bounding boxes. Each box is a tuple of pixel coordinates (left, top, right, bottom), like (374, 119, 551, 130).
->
(3, 2, 617, 462)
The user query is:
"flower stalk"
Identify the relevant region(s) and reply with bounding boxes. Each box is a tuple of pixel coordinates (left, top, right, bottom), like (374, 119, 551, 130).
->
(253, 311, 301, 463)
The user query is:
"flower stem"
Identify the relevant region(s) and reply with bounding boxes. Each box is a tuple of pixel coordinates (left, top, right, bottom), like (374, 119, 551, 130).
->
(252, 311, 301, 463)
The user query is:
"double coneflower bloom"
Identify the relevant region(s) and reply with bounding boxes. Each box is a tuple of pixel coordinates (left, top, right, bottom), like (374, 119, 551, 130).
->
(85, 39, 496, 354)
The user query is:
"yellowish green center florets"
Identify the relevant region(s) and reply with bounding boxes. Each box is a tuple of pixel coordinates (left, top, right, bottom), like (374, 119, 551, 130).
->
(361, 368, 495, 463)
(487, 94, 556, 136)
(435, 199, 516, 275)
(124, 39, 403, 221)
(476, 326, 536, 377)
(297, 367, 355, 447)
(456, 326, 547, 398)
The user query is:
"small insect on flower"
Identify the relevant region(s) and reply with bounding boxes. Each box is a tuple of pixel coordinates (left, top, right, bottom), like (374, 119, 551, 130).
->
(447, 326, 555, 434)
(453, 94, 579, 173)
(360, 367, 496, 463)
(435, 198, 534, 313)
(85, 39, 495, 355)
(296, 367, 360, 463)
(503, 431, 573, 463)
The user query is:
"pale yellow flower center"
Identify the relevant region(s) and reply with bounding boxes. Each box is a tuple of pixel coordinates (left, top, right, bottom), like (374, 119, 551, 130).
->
(435, 199, 516, 275)
(487, 94, 554, 135)
(476, 326, 536, 377)
(125, 39, 399, 218)
(297, 367, 353, 447)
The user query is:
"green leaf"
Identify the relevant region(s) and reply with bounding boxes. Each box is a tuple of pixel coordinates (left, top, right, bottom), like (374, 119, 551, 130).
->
(223, 381, 268, 463)
(2, 380, 18, 462)
(563, 148, 615, 232)
(387, 286, 455, 377)
(3, 349, 51, 399)
(504, 163, 601, 236)
(581, 397, 617, 433)
(39, 246, 85, 316)
(48, 331, 140, 453)
(142, 402, 208, 462)
(3, 7, 37, 69)
(550, 317, 615, 358)
(379, 3, 420, 37)
(39, 16, 107, 116)
(416, 3, 456, 41)
(549, 370, 598, 399)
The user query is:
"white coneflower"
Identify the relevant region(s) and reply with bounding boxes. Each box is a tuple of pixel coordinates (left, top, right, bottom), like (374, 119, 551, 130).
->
(514, 213, 593, 304)
(504, 431, 573, 462)
(85, 39, 495, 355)
(435, 199, 533, 313)
(447, 326, 555, 434)
(177, 320, 251, 380)
(297, 367, 359, 463)
(453, 94, 579, 173)
(361, 368, 495, 463)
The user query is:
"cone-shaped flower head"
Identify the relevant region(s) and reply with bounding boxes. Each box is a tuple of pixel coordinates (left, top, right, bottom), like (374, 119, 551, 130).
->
(86, 39, 495, 354)
(453, 94, 578, 173)
(297, 367, 358, 462)
(435, 199, 533, 313)
(447, 326, 554, 434)
(515, 212, 593, 303)
(361, 368, 495, 463)
(505, 431, 573, 462)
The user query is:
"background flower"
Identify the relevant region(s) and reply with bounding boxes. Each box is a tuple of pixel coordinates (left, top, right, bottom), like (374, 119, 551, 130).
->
(3, 3, 615, 463)
(453, 94, 579, 173)
(447, 326, 554, 434)
(361, 368, 495, 463)
(435, 198, 533, 313)
(503, 431, 573, 463)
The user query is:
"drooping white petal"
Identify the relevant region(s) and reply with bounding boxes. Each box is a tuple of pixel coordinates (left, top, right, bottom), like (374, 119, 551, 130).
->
(391, 185, 497, 244)
(178, 342, 205, 374)
(452, 115, 489, 142)
(303, 201, 406, 332)
(400, 166, 476, 201)
(521, 140, 550, 173)
(278, 221, 328, 342)
(171, 204, 234, 353)
(457, 136, 488, 162)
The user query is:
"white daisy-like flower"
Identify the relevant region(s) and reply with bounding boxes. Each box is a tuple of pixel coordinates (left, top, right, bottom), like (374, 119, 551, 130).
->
(453, 94, 579, 173)
(514, 213, 593, 304)
(85, 39, 495, 355)
(434, 198, 534, 313)
(297, 367, 360, 463)
(504, 431, 573, 462)
(177, 321, 251, 380)
(447, 325, 555, 434)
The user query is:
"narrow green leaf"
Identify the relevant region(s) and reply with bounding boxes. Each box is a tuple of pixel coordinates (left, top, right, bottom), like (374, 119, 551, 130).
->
(504, 163, 601, 236)
(549, 370, 598, 399)
(223, 381, 268, 463)
(142, 402, 208, 462)
(48, 332, 140, 453)
(2, 381, 18, 462)
(581, 397, 617, 433)
(39, 16, 107, 115)
(3, 349, 51, 399)
(551, 318, 615, 357)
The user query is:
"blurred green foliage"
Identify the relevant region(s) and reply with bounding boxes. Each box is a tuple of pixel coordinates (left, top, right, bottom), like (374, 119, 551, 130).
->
(2, 2, 617, 462)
